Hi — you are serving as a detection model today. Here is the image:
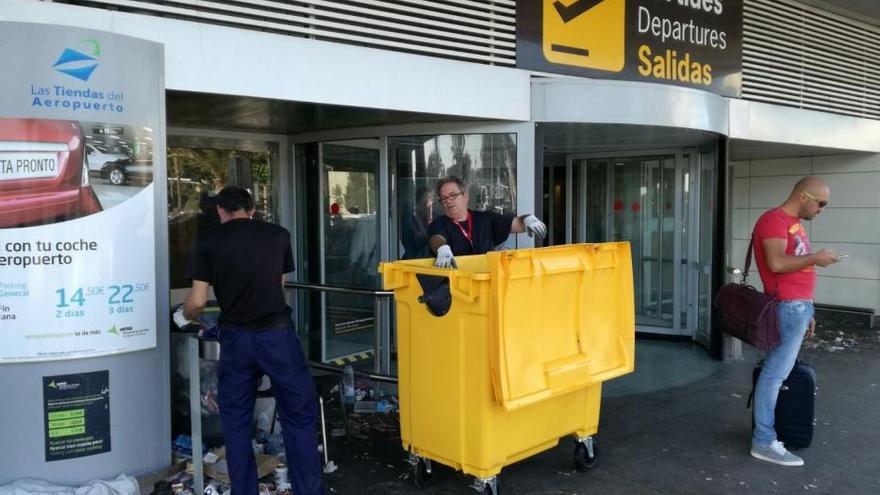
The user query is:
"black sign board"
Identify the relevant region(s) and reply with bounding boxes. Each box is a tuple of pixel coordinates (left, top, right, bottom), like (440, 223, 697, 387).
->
(517, 0, 743, 97)
(92, 126, 124, 136)
(43, 370, 111, 461)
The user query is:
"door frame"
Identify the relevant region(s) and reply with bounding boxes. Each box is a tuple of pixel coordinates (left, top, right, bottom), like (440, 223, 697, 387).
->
(566, 148, 701, 337)
(289, 121, 537, 365)
(166, 126, 289, 294)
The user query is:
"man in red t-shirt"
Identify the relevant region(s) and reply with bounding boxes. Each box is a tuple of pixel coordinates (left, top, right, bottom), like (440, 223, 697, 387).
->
(750, 176, 840, 467)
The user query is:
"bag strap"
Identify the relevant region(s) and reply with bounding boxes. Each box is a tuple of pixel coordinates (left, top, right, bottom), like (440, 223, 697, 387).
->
(744, 235, 779, 294)
(742, 237, 755, 284)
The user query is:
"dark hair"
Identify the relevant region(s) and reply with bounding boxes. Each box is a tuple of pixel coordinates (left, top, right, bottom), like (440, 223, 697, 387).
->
(216, 186, 254, 213)
(435, 176, 466, 198)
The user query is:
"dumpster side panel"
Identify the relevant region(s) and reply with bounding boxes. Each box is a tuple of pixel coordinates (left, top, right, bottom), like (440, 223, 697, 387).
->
(395, 269, 492, 470)
(383, 243, 634, 479)
(461, 325, 605, 479)
(395, 299, 415, 452)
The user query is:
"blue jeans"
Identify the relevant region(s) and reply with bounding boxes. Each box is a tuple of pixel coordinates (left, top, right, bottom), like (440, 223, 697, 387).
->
(752, 301, 814, 446)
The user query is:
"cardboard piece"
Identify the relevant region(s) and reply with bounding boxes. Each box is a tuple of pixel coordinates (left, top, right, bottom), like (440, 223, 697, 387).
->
(202, 447, 280, 483)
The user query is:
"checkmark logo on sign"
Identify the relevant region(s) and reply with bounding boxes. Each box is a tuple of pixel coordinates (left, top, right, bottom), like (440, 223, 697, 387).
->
(543, 0, 626, 71)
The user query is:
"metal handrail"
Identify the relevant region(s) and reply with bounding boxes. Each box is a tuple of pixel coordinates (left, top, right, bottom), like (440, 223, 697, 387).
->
(285, 281, 393, 297)
(284, 281, 394, 376)
(309, 359, 398, 384)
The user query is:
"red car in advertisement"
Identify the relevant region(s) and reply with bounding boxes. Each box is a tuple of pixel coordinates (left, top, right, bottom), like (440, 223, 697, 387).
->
(0, 118, 102, 228)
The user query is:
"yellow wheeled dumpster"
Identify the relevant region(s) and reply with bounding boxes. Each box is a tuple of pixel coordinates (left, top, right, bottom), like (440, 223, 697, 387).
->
(380, 243, 635, 494)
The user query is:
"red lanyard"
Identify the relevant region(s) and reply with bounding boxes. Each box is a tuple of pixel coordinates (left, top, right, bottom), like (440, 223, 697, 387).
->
(454, 212, 473, 248)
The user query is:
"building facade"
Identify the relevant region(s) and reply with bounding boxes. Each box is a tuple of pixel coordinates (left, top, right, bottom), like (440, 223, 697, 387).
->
(1, 0, 879, 481)
(5, 0, 879, 362)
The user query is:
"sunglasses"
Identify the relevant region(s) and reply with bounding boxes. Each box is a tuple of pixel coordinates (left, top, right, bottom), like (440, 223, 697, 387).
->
(801, 189, 828, 208)
(438, 191, 464, 204)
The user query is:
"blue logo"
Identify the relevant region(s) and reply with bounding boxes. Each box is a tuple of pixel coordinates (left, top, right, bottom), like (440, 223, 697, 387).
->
(53, 39, 101, 82)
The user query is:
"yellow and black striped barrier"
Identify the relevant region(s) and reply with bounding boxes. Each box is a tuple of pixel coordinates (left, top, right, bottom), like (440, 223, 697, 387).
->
(329, 349, 374, 367)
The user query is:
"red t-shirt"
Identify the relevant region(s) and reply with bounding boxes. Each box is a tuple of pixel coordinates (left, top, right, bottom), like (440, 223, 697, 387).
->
(752, 207, 815, 300)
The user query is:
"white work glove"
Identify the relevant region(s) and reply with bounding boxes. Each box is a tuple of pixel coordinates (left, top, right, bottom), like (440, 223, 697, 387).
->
(434, 244, 458, 269)
(173, 306, 191, 329)
(523, 215, 547, 241)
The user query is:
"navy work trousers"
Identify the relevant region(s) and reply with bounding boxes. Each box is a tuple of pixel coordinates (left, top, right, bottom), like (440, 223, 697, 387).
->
(217, 326, 324, 495)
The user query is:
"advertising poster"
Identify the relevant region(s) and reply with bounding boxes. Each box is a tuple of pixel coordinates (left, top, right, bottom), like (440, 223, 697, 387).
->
(43, 370, 111, 462)
(0, 22, 163, 362)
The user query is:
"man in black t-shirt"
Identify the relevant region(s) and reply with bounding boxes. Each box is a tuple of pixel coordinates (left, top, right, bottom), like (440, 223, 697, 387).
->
(182, 186, 324, 495)
(428, 176, 546, 268)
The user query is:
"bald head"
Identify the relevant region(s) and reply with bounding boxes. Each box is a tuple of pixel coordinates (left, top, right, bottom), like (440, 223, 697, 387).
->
(783, 176, 829, 220)
(791, 176, 828, 198)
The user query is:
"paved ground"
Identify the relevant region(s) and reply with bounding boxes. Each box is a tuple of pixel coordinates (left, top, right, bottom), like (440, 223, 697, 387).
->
(320, 319, 880, 494)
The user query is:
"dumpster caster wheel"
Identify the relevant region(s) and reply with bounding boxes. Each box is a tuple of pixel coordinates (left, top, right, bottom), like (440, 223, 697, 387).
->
(471, 476, 498, 494)
(410, 455, 432, 488)
(574, 436, 599, 471)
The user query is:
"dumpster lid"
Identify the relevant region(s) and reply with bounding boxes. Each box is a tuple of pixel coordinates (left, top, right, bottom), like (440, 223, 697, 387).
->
(488, 244, 634, 411)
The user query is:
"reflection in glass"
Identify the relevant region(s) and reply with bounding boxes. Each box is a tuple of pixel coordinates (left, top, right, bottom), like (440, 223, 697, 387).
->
(587, 155, 677, 327)
(167, 137, 278, 289)
(296, 141, 381, 364)
(577, 148, 716, 338)
(391, 133, 517, 259)
(583, 159, 607, 243)
(698, 150, 716, 336)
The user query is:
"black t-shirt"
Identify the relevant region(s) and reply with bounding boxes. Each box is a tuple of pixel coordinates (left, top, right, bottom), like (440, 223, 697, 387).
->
(191, 218, 294, 329)
(400, 212, 431, 260)
(427, 209, 513, 256)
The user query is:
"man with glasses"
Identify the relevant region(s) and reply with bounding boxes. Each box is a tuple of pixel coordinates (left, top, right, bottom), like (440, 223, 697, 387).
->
(750, 176, 841, 466)
(428, 176, 546, 268)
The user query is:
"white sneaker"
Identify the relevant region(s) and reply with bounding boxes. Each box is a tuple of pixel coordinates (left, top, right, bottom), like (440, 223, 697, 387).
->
(750, 440, 804, 466)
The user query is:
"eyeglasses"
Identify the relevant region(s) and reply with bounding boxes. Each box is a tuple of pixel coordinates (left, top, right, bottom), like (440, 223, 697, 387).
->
(801, 189, 828, 208)
(438, 191, 464, 204)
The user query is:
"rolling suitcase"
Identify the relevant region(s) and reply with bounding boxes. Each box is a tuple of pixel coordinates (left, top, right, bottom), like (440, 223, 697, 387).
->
(748, 360, 817, 448)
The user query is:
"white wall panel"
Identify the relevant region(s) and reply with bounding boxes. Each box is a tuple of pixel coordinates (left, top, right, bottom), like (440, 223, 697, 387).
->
(732, 178, 751, 208)
(732, 209, 751, 240)
(815, 276, 880, 310)
(819, 172, 880, 208)
(748, 175, 801, 208)
(811, 242, 880, 280)
(730, 239, 752, 271)
(811, 209, 880, 243)
(728, 153, 880, 315)
(732, 160, 751, 178)
(748, 157, 811, 177)
(813, 154, 880, 173)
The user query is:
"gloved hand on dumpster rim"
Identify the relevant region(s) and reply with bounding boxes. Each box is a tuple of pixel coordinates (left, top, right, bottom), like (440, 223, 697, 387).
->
(520, 214, 547, 242)
(434, 244, 458, 269)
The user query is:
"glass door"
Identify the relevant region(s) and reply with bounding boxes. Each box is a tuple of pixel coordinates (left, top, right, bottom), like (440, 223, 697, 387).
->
(290, 121, 533, 374)
(295, 139, 380, 364)
(686, 148, 716, 348)
(166, 134, 280, 292)
(572, 152, 689, 336)
(561, 146, 718, 342)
